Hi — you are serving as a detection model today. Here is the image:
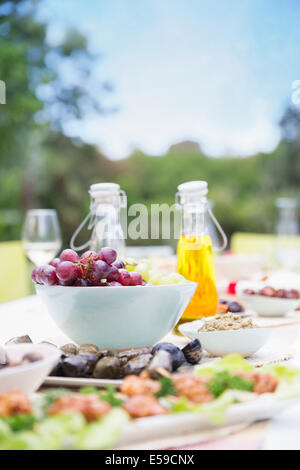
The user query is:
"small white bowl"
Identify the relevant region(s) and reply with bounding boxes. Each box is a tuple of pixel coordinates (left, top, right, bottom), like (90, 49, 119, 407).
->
(179, 319, 271, 357)
(0, 344, 61, 394)
(236, 281, 300, 317)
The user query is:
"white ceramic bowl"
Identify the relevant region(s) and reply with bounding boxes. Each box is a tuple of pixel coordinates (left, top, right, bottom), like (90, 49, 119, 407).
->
(236, 281, 300, 317)
(36, 282, 197, 349)
(178, 318, 271, 357)
(0, 344, 61, 393)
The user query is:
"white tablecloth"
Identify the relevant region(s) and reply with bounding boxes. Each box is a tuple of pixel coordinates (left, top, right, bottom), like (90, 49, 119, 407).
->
(0, 295, 70, 345)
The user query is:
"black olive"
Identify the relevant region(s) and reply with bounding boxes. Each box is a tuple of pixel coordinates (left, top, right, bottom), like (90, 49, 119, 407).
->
(228, 301, 244, 313)
(219, 299, 229, 305)
(152, 343, 185, 371)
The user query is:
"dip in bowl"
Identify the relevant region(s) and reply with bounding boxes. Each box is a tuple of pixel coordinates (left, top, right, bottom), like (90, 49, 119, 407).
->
(179, 313, 271, 357)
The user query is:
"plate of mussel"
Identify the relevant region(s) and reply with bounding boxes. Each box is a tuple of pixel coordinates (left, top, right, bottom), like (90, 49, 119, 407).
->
(3, 335, 203, 388)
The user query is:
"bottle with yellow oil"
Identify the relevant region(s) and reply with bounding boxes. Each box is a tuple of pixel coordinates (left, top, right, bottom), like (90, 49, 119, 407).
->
(175, 181, 227, 329)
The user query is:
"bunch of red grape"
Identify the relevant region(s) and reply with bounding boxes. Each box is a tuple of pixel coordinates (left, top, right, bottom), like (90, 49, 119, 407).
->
(31, 247, 144, 287)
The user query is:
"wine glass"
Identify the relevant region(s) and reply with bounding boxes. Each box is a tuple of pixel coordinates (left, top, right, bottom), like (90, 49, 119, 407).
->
(22, 209, 62, 266)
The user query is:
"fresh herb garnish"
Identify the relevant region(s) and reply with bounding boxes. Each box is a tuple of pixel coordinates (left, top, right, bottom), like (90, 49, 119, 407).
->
(79, 386, 99, 395)
(206, 371, 254, 398)
(80, 385, 124, 407)
(155, 377, 176, 398)
(41, 388, 70, 413)
(100, 386, 124, 407)
(1, 414, 37, 432)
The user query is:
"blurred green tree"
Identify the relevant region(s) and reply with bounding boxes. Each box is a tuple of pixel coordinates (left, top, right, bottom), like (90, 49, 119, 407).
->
(0, 0, 115, 242)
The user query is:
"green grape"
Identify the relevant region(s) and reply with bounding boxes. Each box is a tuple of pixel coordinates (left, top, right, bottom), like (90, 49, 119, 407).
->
(168, 272, 187, 284)
(149, 271, 168, 285)
(139, 258, 152, 269)
(124, 258, 138, 272)
(135, 263, 150, 282)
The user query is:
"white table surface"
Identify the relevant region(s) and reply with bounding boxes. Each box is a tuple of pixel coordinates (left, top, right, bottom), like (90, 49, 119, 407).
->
(0, 295, 70, 345)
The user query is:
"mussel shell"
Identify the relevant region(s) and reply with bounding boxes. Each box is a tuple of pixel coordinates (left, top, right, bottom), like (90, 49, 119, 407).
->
(5, 335, 32, 345)
(123, 353, 153, 376)
(60, 343, 79, 355)
(118, 347, 152, 362)
(151, 343, 185, 371)
(61, 353, 99, 378)
(147, 349, 172, 379)
(182, 339, 203, 365)
(79, 344, 100, 355)
(93, 356, 121, 379)
(98, 349, 117, 359)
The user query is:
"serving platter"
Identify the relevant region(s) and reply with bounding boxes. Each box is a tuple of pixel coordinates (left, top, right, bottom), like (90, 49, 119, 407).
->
(117, 395, 299, 448)
(44, 376, 122, 388)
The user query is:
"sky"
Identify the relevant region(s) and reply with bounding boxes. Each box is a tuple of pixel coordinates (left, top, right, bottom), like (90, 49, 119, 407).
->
(39, 0, 300, 159)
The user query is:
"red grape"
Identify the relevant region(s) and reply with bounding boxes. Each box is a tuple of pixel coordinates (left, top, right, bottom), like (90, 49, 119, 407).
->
(74, 278, 89, 287)
(129, 271, 143, 286)
(56, 261, 77, 282)
(36, 266, 45, 284)
(90, 260, 111, 281)
(39, 265, 58, 286)
(107, 265, 119, 282)
(49, 258, 61, 269)
(109, 281, 123, 287)
(98, 247, 117, 265)
(60, 249, 79, 263)
(118, 269, 131, 286)
(31, 268, 39, 284)
(75, 264, 84, 279)
(112, 259, 125, 269)
(80, 250, 99, 264)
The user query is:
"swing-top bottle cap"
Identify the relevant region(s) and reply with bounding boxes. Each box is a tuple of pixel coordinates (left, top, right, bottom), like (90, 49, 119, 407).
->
(177, 181, 208, 196)
(89, 182, 120, 198)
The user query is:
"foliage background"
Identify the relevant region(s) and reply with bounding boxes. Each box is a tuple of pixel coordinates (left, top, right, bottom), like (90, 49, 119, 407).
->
(1, 0, 300, 250)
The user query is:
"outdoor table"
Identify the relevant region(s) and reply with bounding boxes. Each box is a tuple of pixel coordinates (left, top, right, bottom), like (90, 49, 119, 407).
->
(1, 295, 300, 450)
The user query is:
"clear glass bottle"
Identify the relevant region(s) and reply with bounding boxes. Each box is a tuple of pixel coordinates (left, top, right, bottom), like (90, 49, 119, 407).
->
(70, 183, 127, 255)
(175, 181, 227, 326)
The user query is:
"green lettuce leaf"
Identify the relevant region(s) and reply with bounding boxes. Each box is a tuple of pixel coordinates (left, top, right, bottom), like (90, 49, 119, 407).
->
(195, 354, 254, 377)
(37, 412, 86, 450)
(262, 363, 300, 399)
(76, 408, 129, 450)
(0, 431, 41, 450)
(169, 390, 235, 425)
